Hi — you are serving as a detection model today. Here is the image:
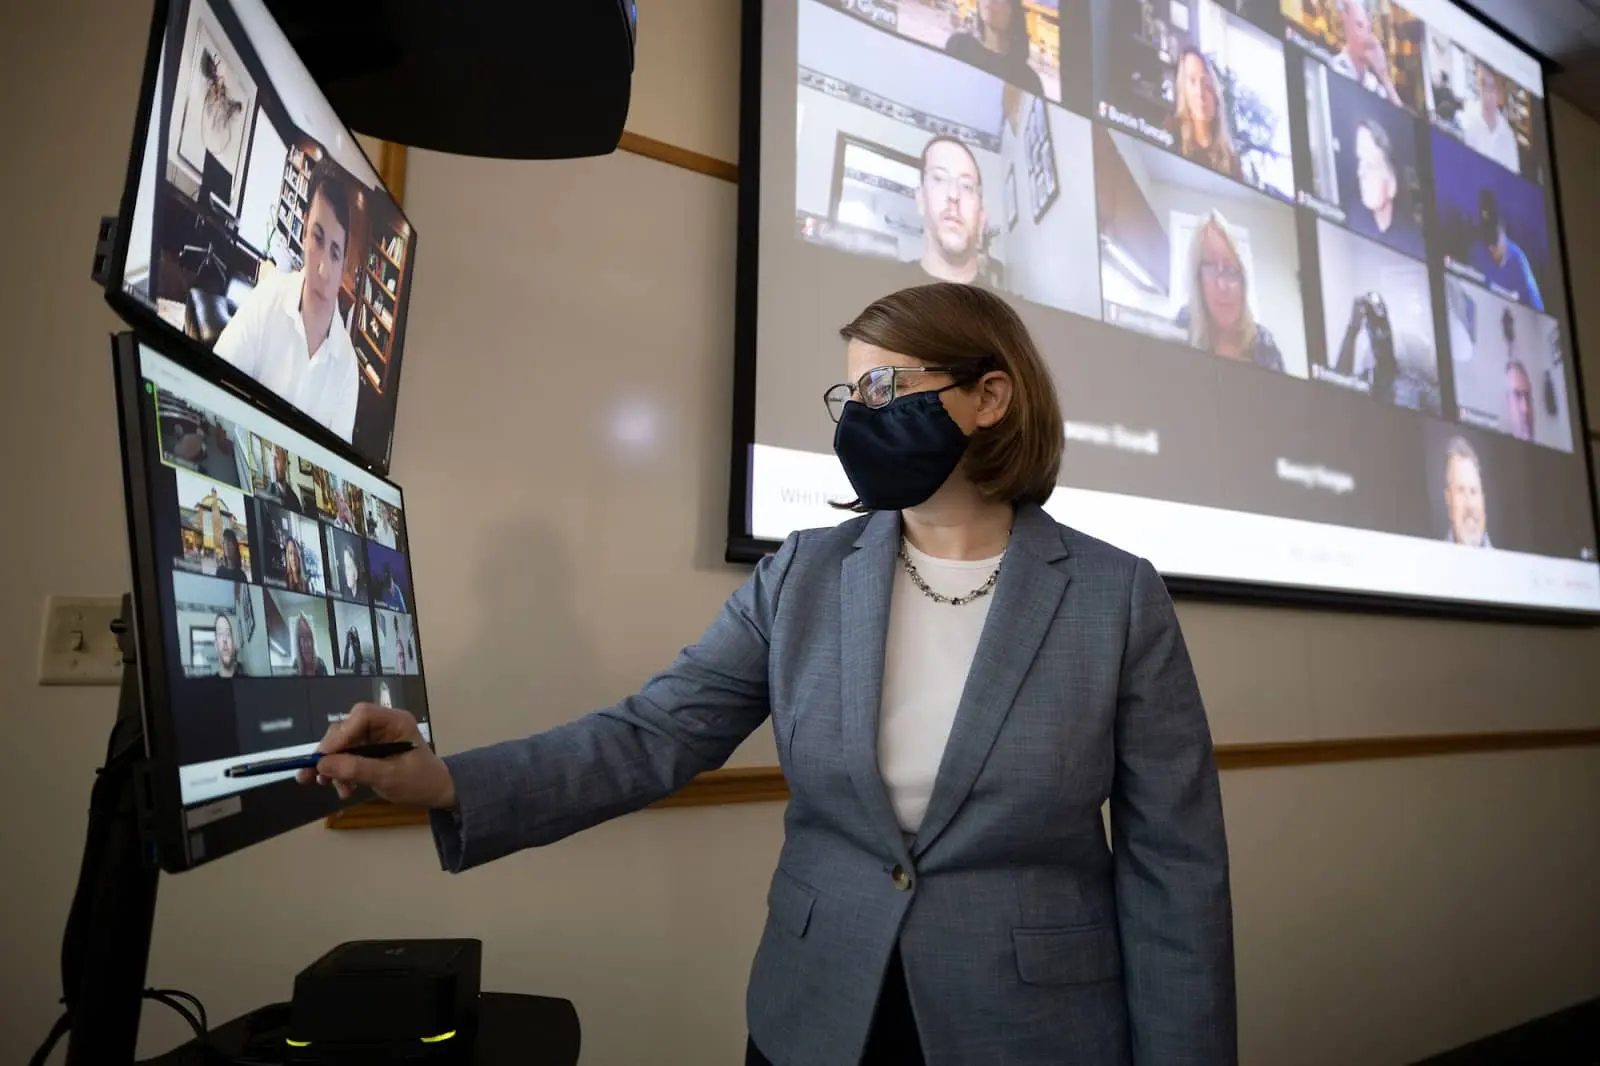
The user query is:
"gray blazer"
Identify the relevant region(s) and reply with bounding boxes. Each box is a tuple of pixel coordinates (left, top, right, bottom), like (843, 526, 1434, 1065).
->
(430, 504, 1236, 1066)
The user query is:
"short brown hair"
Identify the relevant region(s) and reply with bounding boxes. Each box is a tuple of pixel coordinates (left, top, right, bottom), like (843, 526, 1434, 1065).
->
(839, 283, 1063, 508)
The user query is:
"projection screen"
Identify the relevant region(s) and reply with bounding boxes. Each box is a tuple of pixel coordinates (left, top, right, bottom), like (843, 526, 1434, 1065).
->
(728, 0, 1600, 618)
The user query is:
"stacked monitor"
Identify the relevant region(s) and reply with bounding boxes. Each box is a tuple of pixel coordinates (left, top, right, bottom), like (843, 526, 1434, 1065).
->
(732, 0, 1600, 619)
(100, 0, 429, 870)
(106, 0, 417, 473)
(115, 336, 430, 869)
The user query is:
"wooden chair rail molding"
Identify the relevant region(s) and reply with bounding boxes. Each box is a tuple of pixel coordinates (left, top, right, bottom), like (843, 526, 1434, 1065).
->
(325, 729, 1600, 828)
(346, 137, 1600, 830)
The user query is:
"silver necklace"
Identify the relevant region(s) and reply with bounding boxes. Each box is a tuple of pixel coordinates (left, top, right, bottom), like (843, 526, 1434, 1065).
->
(897, 542, 1003, 606)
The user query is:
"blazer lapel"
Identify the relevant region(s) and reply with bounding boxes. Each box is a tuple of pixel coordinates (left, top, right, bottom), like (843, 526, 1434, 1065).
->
(839, 510, 914, 864)
(911, 505, 1071, 859)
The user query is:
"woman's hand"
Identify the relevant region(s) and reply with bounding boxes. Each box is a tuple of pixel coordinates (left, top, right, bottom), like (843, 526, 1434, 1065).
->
(297, 703, 457, 810)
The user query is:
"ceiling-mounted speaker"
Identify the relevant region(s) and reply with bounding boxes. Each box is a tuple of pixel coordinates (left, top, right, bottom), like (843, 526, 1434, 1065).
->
(263, 0, 637, 160)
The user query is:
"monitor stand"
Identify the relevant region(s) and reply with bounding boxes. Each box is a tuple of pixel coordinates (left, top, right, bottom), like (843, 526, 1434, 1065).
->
(54, 593, 163, 1064)
(39, 600, 584, 1064)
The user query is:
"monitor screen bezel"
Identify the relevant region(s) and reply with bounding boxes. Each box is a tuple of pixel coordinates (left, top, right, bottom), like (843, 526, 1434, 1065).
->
(723, 0, 1600, 628)
(102, 0, 418, 481)
(111, 329, 432, 873)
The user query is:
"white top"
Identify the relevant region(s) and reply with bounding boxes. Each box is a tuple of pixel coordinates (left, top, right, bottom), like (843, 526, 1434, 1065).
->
(1462, 106, 1521, 174)
(213, 267, 361, 443)
(1329, 50, 1390, 100)
(877, 540, 1003, 833)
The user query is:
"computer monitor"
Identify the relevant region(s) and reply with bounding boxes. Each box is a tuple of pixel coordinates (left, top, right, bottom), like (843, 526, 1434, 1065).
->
(113, 331, 433, 872)
(104, 0, 418, 474)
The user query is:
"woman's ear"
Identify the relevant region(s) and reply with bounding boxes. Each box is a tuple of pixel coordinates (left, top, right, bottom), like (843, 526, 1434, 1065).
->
(974, 370, 1014, 429)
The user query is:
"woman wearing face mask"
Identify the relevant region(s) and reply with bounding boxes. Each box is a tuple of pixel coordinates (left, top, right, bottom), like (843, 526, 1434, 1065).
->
(299, 284, 1235, 1066)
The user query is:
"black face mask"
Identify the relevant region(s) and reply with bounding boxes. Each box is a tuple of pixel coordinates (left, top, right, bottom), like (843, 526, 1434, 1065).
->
(833, 389, 970, 511)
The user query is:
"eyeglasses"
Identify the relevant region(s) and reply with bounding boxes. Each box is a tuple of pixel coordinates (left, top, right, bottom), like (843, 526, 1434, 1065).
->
(1199, 260, 1244, 287)
(823, 363, 985, 423)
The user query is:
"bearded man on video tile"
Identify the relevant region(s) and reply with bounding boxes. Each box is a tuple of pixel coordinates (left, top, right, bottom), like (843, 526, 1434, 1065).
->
(1442, 436, 1492, 548)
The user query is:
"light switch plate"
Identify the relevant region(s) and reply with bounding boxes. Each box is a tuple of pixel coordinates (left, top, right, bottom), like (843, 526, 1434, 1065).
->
(38, 595, 125, 686)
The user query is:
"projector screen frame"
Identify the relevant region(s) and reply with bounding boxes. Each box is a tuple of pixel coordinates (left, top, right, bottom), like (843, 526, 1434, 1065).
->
(723, 0, 1600, 627)
(100, 0, 417, 481)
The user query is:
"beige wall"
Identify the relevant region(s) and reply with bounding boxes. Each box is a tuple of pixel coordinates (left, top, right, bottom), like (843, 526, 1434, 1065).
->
(2, 1, 1598, 1063)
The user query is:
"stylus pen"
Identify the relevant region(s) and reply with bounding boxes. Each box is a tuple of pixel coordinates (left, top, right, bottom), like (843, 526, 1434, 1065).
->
(223, 741, 417, 778)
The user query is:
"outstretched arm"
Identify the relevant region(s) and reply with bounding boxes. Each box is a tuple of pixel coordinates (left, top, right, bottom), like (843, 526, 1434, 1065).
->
(1110, 558, 1236, 1065)
(431, 534, 801, 872)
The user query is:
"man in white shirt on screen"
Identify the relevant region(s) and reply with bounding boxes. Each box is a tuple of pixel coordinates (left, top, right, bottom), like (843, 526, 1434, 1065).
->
(1461, 61, 1520, 174)
(214, 164, 361, 443)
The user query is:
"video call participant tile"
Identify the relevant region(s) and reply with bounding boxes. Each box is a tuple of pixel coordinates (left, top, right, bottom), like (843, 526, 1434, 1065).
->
(1094, 126, 1308, 378)
(1035, 318, 1228, 511)
(165, 673, 245, 768)
(302, 678, 420, 737)
(1221, 0, 1282, 31)
(825, 0, 1084, 108)
(365, 675, 428, 726)
(306, 677, 377, 736)
(232, 680, 318, 757)
(367, 497, 407, 552)
(1311, 220, 1441, 414)
(1298, 55, 1425, 261)
(1521, 443, 1600, 563)
(1432, 126, 1552, 312)
(1444, 275, 1575, 453)
(1420, 419, 1532, 553)
(795, 2, 999, 274)
(1090, 0, 1294, 202)
(122, 0, 416, 464)
(155, 389, 250, 491)
(255, 498, 329, 596)
(1283, 0, 1426, 116)
(372, 675, 404, 712)
(376, 608, 419, 676)
(366, 541, 412, 614)
(172, 467, 254, 583)
(264, 587, 336, 678)
(246, 435, 308, 514)
(303, 463, 362, 532)
(1213, 362, 1433, 537)
(792, 0, 1102, 320)
(332, 599, 377, 676)
(287, 453, 329, 516)
(172, 572, 271, 679)
(998, 104, 1103, 319)
(331, 475, 365, 536)
(1423, 24, 1542, 180)
(326, 525, 368, 604)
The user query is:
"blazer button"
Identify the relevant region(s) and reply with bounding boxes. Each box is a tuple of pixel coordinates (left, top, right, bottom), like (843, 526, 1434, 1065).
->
(891, 865, 912, 891)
